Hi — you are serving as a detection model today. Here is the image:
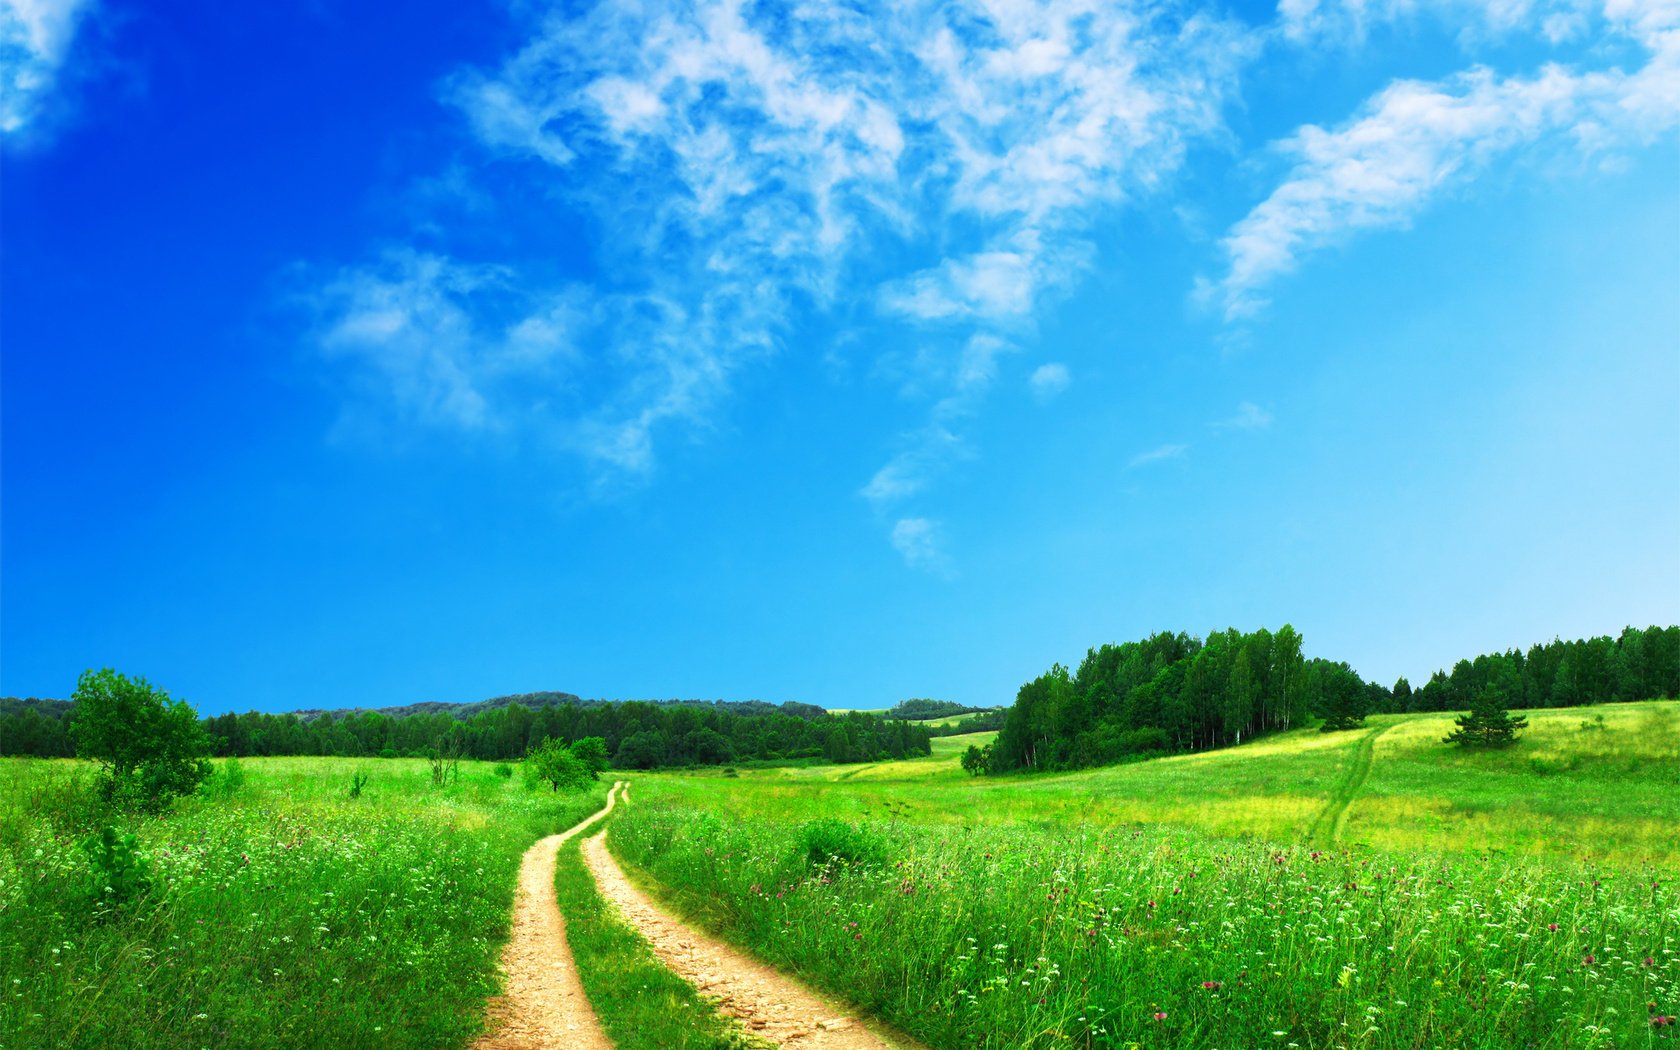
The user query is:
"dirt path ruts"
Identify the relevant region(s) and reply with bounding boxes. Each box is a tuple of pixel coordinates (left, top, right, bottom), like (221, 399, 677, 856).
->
(474, 782, 624, 1050)
(581, 831, 907, 1050)
(1304, 727, 1387, 847)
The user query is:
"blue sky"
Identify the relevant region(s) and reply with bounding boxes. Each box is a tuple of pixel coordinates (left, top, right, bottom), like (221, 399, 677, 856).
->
(3, 0, 1676, 715)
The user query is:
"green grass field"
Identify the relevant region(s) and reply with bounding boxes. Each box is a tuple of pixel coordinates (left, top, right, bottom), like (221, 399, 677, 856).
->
(2, 701, 1675, 1048)
(657, 701, 1678, 866)
(604, 701, 1679, 1049)
(0, 757, 607, 1049)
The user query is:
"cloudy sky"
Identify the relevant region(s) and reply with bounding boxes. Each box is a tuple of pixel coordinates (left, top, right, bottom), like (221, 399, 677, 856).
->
(3, 0, 1676, 713)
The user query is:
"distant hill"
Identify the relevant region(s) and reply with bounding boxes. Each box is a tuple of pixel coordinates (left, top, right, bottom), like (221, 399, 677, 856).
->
(0, 697, 72, 719)
(884, 698, 1001, 721)
(289, 692, 830, 723)
(5, 690, 831, 724)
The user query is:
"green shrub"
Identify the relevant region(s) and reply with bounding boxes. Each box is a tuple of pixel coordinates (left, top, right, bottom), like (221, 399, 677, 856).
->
(493, 762, 514, 778)
(379, 748, 399, 759)
(69, 668, 213, 812)
(79, 826, 152, 917)
(202, 756, 247, 800)
(797, 818, 886, 869)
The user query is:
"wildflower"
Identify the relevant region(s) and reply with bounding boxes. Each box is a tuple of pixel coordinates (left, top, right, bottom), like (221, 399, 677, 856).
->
(1152, 1012, 1168, 1021)
(1547, 923, 1559, 931)
(1653, 1016, 1676, 1028)
(1201, 981, 1222, 990)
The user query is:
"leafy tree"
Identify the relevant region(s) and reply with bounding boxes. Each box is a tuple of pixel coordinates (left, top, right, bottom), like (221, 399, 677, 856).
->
(570, 736, 609, 775)
(960, 742, 993, 776)
(1444, 687, 1529, 748)
(69, 669, 212, 811)
(525, 738, 593, 792)
(1315, 661, 1369, 732)
(613, 730, 667, 770)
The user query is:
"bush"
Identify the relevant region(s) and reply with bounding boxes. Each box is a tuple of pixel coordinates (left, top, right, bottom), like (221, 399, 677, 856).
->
(203, 756, 246, 801)
(79, 826, 152, 918)
(379, 748, 399, 759)
(493, 762, 514, 778)
(797, 818, 887, 869)
(69, 668, 212, 812)
(526, 738, 594, 793)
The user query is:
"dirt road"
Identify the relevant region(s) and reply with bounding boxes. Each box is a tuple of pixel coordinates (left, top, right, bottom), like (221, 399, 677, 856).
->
(474, 782, 624, 1050)
(581, 828, 909, 1050)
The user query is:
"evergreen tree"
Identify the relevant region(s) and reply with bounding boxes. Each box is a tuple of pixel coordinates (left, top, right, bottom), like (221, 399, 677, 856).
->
(1443, 687, 1528, 748)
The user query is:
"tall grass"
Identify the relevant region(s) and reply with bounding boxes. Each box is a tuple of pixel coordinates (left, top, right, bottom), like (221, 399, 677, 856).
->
(607, 803, 1678, 1049)
(0, 757, 607, 1049)
(605, 701, 1680, 1049)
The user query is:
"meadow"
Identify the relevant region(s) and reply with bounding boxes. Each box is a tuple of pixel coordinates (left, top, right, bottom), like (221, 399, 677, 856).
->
(1, 701, 1674, 1049)
(0, 757, 607, 1049)
(604, 701, 1680, 1049)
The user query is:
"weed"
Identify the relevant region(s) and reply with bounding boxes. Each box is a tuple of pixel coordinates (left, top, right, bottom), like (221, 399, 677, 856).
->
(78, 826, 152, 917)
(797, 818, 887, 869)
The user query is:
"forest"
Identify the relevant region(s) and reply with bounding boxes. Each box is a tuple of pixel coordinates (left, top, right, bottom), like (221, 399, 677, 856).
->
(991, 624, 1680, 773)
(0, 695, 932, 768)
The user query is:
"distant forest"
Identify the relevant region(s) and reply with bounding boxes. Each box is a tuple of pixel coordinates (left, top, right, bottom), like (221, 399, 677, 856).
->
(992, 624, 1680, 774)
(0, 695, 932, 768)
(883, 698, 998, 720)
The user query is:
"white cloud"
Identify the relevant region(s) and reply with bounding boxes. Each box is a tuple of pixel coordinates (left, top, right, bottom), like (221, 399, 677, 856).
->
(1213, 400, 1273, 430)
(880, 251, 1038, 323)
(860, 424, 966, 509)
(1, 0, 95, 136)
(1029, 363, 1071, 402)
(1205, 42, 1675, 319)
(890, 517, 952, 576)
(307, 249, 778, 473)
(1215, 0, 1680, 318)
(1273, 0, 1608, 47)
(318, 0, 1260, 553)
(1128, 443, 1189, 468)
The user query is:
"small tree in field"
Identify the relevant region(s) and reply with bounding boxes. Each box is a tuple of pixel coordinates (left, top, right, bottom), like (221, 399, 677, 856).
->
(1444, 687, 1529, 748)
(526, 738, 593, 793)
(960, 743, 993, 776)
(570, 737, 609, 776)
(69, 669, 213, 811)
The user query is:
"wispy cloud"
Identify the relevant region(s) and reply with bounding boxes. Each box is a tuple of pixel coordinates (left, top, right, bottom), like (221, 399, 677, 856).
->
(1212, 401, 1273, 430)
(305, 248, 772, 473)
(890, 517, 953, 576)
(1128, 443, 1188, 469)
(313, 0, 1258, 563)
(1, 0, 96, 137)
(1206, 0, 1679, 319)
(1028, 362, 1071, 403)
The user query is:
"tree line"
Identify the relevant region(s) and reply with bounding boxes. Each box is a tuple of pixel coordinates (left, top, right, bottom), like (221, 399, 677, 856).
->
(1381, 625, 1680, 713)
(0, 694, 933, 768)
(982, 624, 1677, 775)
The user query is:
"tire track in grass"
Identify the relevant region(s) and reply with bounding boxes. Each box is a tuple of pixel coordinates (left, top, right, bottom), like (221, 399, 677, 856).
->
(475, 781, 624, 1050)
(581, 830, 916, 1050)
(553, 810, 770, 1050)
(1304, 727, 1387, 848)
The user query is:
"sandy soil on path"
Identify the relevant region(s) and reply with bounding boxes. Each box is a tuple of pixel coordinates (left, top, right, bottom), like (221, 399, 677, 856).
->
(582, 829, 911, 1050)
(474, 782, 624, 1050)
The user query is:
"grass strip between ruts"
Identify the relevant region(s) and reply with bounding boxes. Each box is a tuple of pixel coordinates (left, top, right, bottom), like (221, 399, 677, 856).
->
(554, 828, 770, 1050)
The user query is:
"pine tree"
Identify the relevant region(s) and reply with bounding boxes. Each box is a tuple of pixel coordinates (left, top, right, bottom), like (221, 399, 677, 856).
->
(1443, 687, 1528, 748)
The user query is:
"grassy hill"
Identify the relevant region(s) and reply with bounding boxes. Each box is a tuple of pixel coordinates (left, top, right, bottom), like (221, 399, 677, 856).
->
(645, 699, 1679, 866)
